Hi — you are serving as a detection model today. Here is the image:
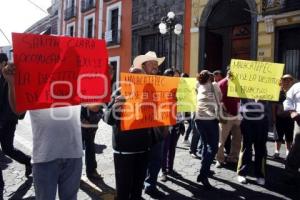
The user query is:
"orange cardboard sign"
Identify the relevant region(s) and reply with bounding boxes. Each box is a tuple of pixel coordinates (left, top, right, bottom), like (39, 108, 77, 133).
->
(120, 73, 179, 131)
(12, 33, 111, 112)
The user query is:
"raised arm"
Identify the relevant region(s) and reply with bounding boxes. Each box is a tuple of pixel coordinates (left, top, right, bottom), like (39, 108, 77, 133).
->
(1, 63, 21, 114)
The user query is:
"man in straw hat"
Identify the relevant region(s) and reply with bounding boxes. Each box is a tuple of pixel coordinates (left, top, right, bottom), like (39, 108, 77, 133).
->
(133, 51, 165, 75)
(105, 51, 168, 199)
(133, 51, 169, 198)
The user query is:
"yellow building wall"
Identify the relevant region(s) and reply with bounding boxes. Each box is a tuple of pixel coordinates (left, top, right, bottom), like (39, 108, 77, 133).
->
(190, 0, 300, 74)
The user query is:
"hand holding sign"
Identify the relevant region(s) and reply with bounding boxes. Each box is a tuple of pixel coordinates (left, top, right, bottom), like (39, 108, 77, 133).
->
(228, 59, 284, 101)
(2, 63, 16, 84)
(12, 33, 111, 112)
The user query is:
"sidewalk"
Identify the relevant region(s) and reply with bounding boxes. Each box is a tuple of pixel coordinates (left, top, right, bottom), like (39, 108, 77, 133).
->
(0, 119, 299, 199)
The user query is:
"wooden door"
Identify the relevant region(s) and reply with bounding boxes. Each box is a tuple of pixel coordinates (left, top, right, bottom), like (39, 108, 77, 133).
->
(231, 24, 251, 60)
(205, 31, 223, 72)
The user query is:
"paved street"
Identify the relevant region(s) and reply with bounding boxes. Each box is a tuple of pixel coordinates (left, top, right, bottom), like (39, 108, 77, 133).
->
(1, 114, 299, 200)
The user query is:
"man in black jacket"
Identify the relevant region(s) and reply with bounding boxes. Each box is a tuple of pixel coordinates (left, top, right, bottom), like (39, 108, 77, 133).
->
(104, 52, 167, 200)
(0, 53, 32, 181)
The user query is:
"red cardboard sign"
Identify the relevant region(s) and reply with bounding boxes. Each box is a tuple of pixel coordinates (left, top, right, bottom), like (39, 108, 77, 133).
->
(12, 33, 111, 112)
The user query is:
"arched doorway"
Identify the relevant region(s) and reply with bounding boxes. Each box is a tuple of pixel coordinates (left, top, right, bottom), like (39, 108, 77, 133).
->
(198, 0, 257, 72)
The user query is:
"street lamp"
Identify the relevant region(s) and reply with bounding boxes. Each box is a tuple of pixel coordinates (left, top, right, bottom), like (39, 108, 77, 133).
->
(159, 11, 182, 69)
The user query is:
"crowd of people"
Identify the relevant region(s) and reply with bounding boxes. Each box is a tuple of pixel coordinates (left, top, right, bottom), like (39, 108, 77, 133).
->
(0, 51, 300, 200)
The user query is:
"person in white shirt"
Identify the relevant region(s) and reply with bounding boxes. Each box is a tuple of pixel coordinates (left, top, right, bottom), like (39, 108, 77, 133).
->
(2, 63, 83, 200)
(283, 81, 300, 180)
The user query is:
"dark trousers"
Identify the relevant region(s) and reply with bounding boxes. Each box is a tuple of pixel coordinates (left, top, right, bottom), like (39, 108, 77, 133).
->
(82, 127, 97, 174)
(237, 119, 268, 178)
(144, 142, 163, 190)
(195, 120, 219, 177)
(286, 122, 300, 173)
(114, 152, 149, 200)
(162, 127, 180, 172)
(0, 121, 31, 166)
(184, 119, 193, 141)
(190, 120, 202, 154)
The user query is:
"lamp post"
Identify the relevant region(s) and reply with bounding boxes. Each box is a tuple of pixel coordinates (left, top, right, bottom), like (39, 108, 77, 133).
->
(159, 11, 182, 69)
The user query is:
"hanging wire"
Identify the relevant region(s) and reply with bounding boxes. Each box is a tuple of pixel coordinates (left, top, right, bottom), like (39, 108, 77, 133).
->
(0, 28, 11, 45)
(24, 0, 48, 14)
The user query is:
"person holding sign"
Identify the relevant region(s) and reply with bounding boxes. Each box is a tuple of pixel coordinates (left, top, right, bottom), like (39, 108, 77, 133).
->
(237, 99, 269, 185)
(104, 52, 167, 200)
(0, 53, 32, 179)
(215, 69, 241, 168)
(2, 63, 83, 200)
(161, 68, 185, 182)
(194, 70, 222, 190)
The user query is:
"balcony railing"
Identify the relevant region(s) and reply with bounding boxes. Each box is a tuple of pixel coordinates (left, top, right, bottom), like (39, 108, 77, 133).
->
(262, 0, 300, 15)
(64, 6, 77, 21)
(104, 29, 121, 46)
(81, 0, 96, 13)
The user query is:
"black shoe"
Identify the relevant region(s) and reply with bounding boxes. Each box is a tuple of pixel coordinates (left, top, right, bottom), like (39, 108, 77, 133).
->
(197, 174, 214, 190)
(25, 164, 32, 178)
(87, 170, 101, 180)
(144, 187, 165, 199)
(160, 172, 167, 182)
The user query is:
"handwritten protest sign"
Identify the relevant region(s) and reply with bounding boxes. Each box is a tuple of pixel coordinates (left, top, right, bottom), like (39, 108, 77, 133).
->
(120, 73, 179, 131)
(12, 33, 110, 112)
(228, 59, 284, 101)
(176, 78, 197, 112)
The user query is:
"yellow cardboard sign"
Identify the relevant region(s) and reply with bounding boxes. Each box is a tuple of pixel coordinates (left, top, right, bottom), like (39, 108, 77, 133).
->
(176, 78, 197, 112)
(228, 59, 284, 101)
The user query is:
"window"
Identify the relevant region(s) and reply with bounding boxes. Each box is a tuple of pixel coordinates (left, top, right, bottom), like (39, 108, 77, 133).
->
(66, 22, 75, 36)
(87, 18, 93, 38)
(109, 56, 120, 91)
(67, 0, 75, 8)
(84, 14, 95, 38)
(111, 9, 119, 43)
(106, 2, 121, 45)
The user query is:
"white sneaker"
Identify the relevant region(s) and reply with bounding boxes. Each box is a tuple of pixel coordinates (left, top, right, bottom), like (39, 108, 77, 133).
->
(237, 175, 247, 184)
(256, 178, 265, 185)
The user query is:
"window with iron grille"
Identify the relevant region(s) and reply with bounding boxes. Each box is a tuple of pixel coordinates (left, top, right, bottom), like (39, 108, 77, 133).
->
(111, 8, 119, 43)
(69, 26, 74, 36)
(87, 18, 93, 38)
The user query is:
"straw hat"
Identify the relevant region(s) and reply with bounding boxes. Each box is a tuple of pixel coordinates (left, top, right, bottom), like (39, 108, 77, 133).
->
(133, 51, 165, 69)
(282, 74, 294, 80)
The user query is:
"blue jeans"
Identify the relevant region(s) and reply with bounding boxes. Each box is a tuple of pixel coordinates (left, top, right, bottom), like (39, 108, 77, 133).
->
(33, 158, 82, 200)
(195, 120, 219, 177)
(144, 141, 163, 190)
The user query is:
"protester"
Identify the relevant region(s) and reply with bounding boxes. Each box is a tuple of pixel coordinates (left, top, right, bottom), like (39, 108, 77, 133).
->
(215, 69, 241, 168)
(213, 70, 223, 83)
(272, 74, 294, 158)
(283, 80, 300, 182)
(181, 72, 193, 146)
(237, 99, 269, 185)
(0, 53, 32, 180)
(194, 70, 221, 190)
(104, 51, 167, 200)
(81, 104, 103, 179)
(173, 68, 181, 77)
(133, 52, 168, 198)
(161, 69, 185, 182)
(2, 62, 83, 200)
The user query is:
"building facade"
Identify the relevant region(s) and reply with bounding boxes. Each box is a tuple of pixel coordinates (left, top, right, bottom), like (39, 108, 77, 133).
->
(131, 0, 191, 73)
(59, 0, 132, 86)
(189, 0, 300, 79)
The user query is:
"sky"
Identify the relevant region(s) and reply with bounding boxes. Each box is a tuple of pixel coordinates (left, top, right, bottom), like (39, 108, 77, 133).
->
(0, 0, 52, 46)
